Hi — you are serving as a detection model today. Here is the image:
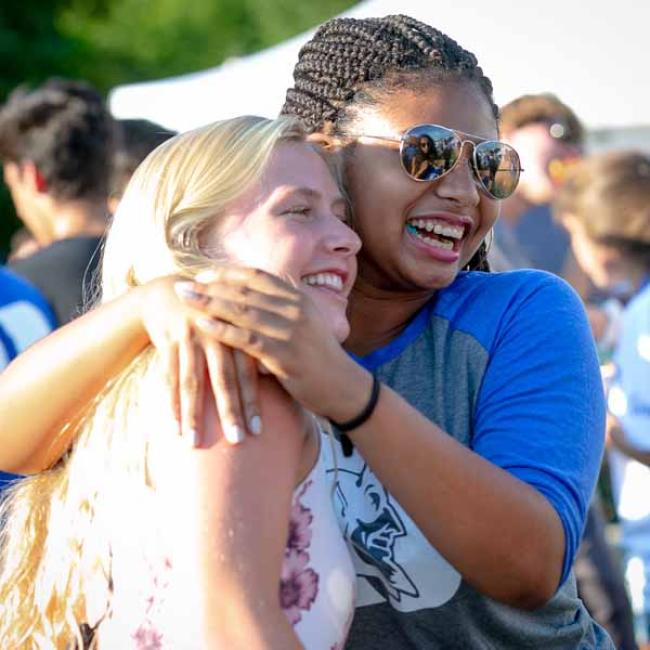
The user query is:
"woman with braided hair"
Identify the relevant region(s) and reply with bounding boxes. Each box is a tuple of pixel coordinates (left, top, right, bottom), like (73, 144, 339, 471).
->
(0, 14, 612, 649)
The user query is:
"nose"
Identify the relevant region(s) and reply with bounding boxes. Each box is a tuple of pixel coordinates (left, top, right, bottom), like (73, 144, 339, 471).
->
(324, 214, 362, 256)
(434, 142, 480, 206)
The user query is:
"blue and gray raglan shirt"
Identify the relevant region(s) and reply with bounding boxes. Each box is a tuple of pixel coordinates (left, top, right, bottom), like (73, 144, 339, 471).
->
(0, 267, 55, 488)
(324, 269, 613, 649)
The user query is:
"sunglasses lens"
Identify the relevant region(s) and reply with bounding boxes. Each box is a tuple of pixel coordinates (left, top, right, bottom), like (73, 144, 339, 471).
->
(474, 142, 521, 199)
(400, 125, 460, 181)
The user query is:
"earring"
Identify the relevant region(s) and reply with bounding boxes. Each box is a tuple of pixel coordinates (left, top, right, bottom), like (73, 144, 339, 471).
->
(484, 228, 494, 256)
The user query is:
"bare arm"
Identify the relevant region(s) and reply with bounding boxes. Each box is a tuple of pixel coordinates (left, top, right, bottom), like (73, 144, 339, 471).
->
(159, 376, 305, 648)
(608, 415, 650, 468)
(328, 368, 565, 609)
(0, 276, 258, 474)
(0, 284, 150, 473)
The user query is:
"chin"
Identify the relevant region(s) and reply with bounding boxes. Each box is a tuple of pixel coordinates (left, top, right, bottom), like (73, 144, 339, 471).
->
(326, 310, 350, 343)
(310, 295, 350, 343)
(330, 316, 350, 343)
(410, 264, 461, 291)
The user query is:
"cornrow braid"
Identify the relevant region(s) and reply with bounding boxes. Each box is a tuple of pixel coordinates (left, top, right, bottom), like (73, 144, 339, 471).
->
(281, 14, 497, 134)
(281, 14, 496, 272)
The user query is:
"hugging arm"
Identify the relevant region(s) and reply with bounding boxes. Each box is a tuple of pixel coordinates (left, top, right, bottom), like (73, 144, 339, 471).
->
(179, 268, 604, 610)
(0, 276, 257, 475)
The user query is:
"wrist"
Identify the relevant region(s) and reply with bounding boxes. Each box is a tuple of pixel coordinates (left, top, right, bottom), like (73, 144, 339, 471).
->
(321, 354, 374, 424)
(330, 374, 380, 433)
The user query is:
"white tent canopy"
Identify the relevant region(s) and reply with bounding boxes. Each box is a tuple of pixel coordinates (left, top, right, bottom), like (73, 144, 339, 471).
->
(109, 0, 650, 133)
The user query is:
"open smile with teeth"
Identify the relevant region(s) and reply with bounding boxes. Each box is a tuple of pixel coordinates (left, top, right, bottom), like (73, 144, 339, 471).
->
(405, 218, 466, 251)
(302, 272, 344, 292)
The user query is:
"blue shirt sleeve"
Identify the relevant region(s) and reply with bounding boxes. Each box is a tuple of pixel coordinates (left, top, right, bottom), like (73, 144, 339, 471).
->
(471, 274, 605, 586)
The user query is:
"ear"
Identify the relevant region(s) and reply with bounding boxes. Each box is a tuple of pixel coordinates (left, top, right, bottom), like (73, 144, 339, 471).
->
(2, 161, 20, 186)
(20, 161, 48, 194)
(306, 132, 342, 151)
(32, 164, 48, 194)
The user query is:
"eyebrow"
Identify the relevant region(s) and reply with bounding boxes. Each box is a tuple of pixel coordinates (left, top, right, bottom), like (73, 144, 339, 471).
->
(356, 128, 496, 145)
(280, 186, 347, 210)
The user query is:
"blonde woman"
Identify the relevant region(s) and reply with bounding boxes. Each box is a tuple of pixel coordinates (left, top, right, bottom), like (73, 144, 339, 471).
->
(0, 116, 358, 649)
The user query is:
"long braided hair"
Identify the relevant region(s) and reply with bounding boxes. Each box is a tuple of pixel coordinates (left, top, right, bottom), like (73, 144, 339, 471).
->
(281, 14, 498, 271)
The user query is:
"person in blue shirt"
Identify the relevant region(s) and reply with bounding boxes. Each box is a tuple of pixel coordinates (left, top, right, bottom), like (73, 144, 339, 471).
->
(0, 266, 55, 487)
(556, 150, 650, 649)
(0, 15, 612, 649)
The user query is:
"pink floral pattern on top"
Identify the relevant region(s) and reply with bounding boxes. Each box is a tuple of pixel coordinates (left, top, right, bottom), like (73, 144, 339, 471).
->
(130, 557, 172, 649)
(132, 626, 163, 650)
(280, 480, 319, 625)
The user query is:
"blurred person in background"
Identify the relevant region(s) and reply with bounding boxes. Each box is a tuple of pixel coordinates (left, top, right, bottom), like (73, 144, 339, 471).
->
(0, 78, 115, 325)
(493, 93, 622, 355)
(556, 151, 650, 649)
(489, 93, 584, 280)
(108, 118, 176, 214)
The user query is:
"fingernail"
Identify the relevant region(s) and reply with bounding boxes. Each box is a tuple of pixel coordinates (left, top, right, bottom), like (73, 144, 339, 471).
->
(190, 428, 201, 448)
(196, 317, 218, 332)
(196, 270, 218, 283)
(224, 424, 245, 445)
(174, 281, 205, 302)
(249, 415, 262, 436)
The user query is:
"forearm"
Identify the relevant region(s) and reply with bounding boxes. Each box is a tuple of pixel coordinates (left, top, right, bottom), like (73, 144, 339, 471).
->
(609, 423, 650, 467)
(0, 287, 149, 473)
(327, 360, 564, 609)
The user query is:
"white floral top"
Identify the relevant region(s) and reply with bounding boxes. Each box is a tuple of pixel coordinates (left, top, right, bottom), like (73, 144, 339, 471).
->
(280, 433, 356, 649)
(95, 430, 356, 649)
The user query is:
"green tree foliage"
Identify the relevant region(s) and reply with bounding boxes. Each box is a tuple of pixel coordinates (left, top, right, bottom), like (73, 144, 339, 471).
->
(0, 0, 356, 256)
(57, 0, 356, 92)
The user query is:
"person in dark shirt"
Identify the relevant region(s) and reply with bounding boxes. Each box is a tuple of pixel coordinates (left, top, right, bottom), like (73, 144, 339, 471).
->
(108, 118, 176, 214)
(0, 78, 115, 324)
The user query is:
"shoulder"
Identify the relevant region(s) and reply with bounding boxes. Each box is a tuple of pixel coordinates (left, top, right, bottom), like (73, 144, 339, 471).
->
(0, 267, 55, 364)
(433, 270, 584, 351)
(11, 236, 102, 274)
(0, 267, 53, 316)
(623, 283, 650, 324)
(616, 283, 650, 364)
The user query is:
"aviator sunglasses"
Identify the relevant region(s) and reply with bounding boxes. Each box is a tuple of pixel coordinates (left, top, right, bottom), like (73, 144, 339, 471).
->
(355, 123, 522, 200)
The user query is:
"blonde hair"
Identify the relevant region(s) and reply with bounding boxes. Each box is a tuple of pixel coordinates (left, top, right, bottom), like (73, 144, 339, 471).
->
(0, 115, 310, 648)
(554, 151, 650, 267)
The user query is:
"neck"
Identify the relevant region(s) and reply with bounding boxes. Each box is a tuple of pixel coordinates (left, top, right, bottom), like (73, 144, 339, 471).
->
(345, 277, 434, 356)
(41, 199, 107, 244)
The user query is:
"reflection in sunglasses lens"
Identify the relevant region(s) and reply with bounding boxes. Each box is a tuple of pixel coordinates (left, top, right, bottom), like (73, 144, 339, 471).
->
(477, 143, 520, 199)
(400, 125, 520, 199)
(402, 125, 460, 182)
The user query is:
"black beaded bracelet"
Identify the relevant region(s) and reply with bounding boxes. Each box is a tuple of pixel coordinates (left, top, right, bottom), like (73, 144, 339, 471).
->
(330, 374, 381, 433)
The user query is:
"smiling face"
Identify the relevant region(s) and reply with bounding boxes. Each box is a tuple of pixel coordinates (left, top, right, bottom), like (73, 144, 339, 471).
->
(343, 81, 500, 293)
(202, 142, 360, 341)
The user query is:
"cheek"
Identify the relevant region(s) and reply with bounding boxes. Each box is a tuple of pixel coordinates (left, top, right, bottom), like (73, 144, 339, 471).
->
(348, 162, 412, 244)
(224, 225, 311, 280)
(480, 196, 500, 231)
